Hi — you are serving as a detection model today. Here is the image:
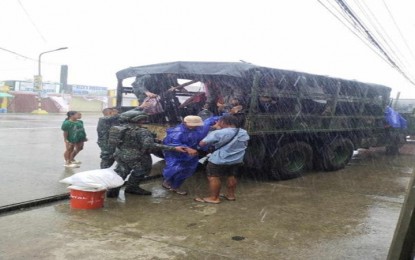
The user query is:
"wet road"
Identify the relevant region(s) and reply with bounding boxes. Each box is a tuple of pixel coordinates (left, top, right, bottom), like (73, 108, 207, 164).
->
(0, 113, 414, 259)
(0, 113, 104, 207)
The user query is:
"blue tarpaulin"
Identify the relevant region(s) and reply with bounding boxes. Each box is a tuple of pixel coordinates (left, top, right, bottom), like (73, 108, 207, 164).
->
(385, 106, 407, 129)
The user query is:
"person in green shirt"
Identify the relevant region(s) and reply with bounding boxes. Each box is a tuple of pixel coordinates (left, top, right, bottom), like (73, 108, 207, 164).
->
(61, 111, 88, 168)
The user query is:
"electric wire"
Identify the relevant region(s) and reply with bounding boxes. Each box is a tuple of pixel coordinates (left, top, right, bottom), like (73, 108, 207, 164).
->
(316, 0, 394, 69)
(354, 0, 411, 73)
(337, 0, 415, 85)
(381, 0, 415, 62)
(16, 0, 47, 43)
(0, 46, 36, 61)
(319, 0, 415, 85)
(0, 46, 62, 67)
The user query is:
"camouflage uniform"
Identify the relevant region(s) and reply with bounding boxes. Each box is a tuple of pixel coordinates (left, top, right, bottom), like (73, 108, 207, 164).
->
(107, 110, 177, 197)
(97, 115, 120, 169)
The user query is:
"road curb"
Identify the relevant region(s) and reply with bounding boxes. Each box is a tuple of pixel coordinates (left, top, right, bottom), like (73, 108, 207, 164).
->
(0, 193, 69, 215)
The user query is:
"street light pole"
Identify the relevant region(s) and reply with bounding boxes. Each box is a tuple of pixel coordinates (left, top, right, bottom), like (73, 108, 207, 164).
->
(32, 47, 68, 114)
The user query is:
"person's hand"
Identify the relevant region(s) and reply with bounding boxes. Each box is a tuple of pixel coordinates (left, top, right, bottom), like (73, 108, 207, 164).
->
(217, 102, 225, 108)
(185, 148, 198, 156)
(146, 91, 158, 98)
(230, 105, 243, 114)
(174, 146, 187, 153)
(212, 121, 221, 129)
(139, 102, 151, 108)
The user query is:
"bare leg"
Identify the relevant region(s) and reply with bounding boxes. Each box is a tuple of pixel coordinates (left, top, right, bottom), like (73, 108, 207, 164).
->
(71, 142, 84, 161)
(64, 142, 75, 164)
(203, 176, 221, 203)
(225, 175, 237, 200)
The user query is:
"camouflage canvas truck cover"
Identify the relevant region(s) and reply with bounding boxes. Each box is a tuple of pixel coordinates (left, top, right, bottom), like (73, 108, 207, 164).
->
(115, 61, 407, 180)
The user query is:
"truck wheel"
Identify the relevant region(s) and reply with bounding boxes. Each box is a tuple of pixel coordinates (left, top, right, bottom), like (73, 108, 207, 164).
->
(269, 142, 313, 180)
(322, 138, 354, 171)
(385, 145, 400, 155)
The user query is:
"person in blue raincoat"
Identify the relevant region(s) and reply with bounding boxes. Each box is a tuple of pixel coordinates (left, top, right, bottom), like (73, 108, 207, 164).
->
(162, 115, 220, 195)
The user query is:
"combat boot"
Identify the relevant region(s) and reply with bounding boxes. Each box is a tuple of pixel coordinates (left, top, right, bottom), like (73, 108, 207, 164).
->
(124, 176, 152, 195)
(106, 187, 120, 198)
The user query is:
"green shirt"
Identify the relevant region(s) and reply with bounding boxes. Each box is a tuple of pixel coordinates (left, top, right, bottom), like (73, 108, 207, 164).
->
(61, 120, 87, 143)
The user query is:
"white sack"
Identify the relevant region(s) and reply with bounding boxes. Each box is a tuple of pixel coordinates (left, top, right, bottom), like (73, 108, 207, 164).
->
(67, 185, 106, 192)
(60, 168, 124, 189)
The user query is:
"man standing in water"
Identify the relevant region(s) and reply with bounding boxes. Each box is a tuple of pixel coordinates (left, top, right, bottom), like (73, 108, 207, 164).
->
(195, 115, 249, 204)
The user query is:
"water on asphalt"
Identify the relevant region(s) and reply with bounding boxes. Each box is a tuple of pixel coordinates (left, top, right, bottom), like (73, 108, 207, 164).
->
(0, 113, 414, 259)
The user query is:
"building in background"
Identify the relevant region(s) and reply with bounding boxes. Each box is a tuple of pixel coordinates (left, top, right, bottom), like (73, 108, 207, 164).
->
(0, 80, 109, 113)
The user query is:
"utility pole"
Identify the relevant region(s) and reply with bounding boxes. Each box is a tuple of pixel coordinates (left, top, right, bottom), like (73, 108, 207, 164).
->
(32, 47, 68, 114)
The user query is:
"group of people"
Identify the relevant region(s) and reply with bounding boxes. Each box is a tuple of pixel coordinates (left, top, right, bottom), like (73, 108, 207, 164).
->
(93, 108, 249, 204)
(60, 74, 250, 203)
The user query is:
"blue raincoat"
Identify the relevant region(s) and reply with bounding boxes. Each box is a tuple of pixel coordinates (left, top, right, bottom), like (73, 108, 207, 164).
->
(162, 116, 219, 189)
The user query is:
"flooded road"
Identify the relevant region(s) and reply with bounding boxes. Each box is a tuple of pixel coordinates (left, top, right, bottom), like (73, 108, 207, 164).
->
(0, 114, 414, 259)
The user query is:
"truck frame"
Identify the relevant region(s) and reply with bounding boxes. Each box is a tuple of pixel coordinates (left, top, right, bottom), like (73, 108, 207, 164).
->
(115, 61, 406, 180)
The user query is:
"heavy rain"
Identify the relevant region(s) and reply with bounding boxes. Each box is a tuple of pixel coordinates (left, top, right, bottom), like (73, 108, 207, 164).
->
(1, 1, 415, 260)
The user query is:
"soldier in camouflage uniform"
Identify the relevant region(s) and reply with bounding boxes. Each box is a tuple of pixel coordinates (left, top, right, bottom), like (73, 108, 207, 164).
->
(97, 108, 120, 169)
(107, 110, 186, 197)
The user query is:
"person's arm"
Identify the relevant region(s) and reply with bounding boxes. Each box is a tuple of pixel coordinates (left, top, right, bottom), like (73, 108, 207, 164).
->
(141, 130, 186, 152)
(63, 131, 69, 143)
(80, 120, 88, 141)
(145, 91, 158, 98)
(199, 131, 220, 147)
(61, 121, 69, 143)
(97, 118, 106, 143)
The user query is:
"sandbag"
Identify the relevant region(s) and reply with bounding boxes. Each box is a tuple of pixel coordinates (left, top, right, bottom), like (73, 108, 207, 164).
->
(60, 168, 124, 189)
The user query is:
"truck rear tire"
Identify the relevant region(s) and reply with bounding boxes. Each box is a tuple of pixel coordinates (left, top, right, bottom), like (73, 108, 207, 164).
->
(321, 138, 354, 171)
(385, 145, 400, 155)
(269, 142, 313, 180)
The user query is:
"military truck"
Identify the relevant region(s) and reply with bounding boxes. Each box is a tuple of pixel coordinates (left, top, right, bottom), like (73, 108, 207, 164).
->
(115, 61, 407, 180)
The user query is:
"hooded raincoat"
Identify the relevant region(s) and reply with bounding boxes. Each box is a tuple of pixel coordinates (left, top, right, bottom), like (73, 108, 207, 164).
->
(162, 116, 219, 189)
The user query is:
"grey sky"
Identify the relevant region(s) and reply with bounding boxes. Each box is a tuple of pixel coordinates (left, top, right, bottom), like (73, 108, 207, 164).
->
(1, 0, 415, 97)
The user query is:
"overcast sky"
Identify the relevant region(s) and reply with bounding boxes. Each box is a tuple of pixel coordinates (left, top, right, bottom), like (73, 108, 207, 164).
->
(1, 0, 415, 98)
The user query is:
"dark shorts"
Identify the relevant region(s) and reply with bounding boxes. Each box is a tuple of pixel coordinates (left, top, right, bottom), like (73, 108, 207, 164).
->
(206, 162, 242, 177)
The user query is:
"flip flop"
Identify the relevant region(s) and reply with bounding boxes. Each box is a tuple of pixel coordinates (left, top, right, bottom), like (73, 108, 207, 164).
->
(219, 194, 236, 201)
(162, 183, 172, 190)
(172, 189, 188, 196)
(194, 197, 221, 204)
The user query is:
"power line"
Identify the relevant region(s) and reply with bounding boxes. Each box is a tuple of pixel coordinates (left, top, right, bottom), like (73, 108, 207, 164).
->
(336, 0, 415, 85)
(351, 0, 413, 80)
(0, 46, 36, 61)
(353, 0, 408, 67)
(16, 0, 47, 43)
(0, 46, 63, 66)
(317, 0, 395, 70)
(381, 0, 415, 62)
(319, 0, 415, 86)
